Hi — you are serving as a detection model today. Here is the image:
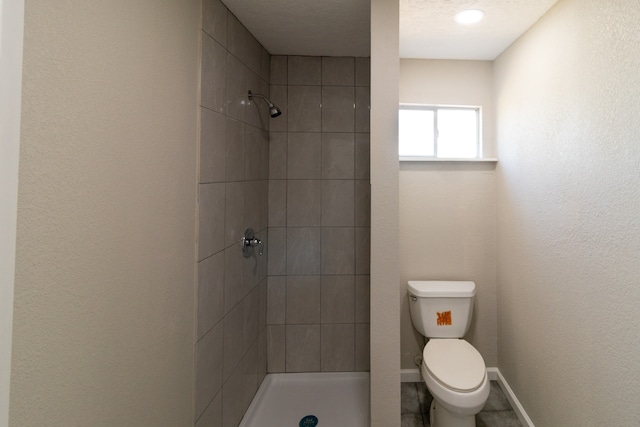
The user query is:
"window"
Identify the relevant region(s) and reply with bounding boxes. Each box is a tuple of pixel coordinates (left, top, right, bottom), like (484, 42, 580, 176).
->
(399, 105, 481, 160)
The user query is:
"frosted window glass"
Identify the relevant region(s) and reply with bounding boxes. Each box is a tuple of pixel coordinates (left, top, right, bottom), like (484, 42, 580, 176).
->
(399, 109, 434, 157)
(437, 109, 478, 158)
(399, 106, 480, 159)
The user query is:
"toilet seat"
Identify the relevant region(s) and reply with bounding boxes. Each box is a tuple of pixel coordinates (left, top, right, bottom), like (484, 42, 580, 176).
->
(423, 339, 486, 392)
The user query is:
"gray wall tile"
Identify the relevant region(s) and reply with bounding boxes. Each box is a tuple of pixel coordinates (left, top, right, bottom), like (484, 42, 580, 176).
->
(355, 180, 371, 226)
(195, 390, 221, 427)
(287, 227, 321, 275)
(260, 48, 271, 83)
(246, 33, 262, 75)
(269, 132, 287, 179)
(226, 54, 247, 122)
(260, 130, 270, 180)
(195, 322, 223, 418)
(355, 57, 370, 86)
(322, 86, 354, 132)
(198, 183, 225, 261)
(322, 180, 354, 226)
(224, 243, 244, 314)
(267, 276, 286, 324)
(321, 227, 355, 274)
(198, 251, 225, 339)
(270, 56, 287, 85)
(224, 181, 246, 247)
(200, 108, 226, 183)
(288, 56, 321, 85)
(355, 323, 370, 371)
(288, 86, 321, 132)
(222, 363, 243, 427)
(225, 117, 245, 181)
(267, 227, 286, 275)
(321, 324, 355, 372)
(355, 133, 370, 179)
(201, 33, 227, 114)
(322, 57, 354, 86)
(355, 86, 370, 133)
(258, 280, 267, 332)
(223, 301, 244, 381)
(287, 180, 321, 226)
(198, 3, 271, 424)
(268, 180, 286, 226)
(321, 275, 355, 323)
(243, 286, 260, 353)
(286, 325, 321, 372)
(258, 329, 267, 381)
(267, 325, 286, 373)
(321, 133, 354, 179)
(243, 181, 261, 237)
(266, 55, 370, 375)
(286, 276, 321, 324)
(355, 275, 370, 323)
(355, 227, 370, 275)
(202, 0, 227, 47)
(242, 340, 259, 412)
(226, 11, 246, 63)
(245, 125, 262, 180)
(287, 132, 321, 179)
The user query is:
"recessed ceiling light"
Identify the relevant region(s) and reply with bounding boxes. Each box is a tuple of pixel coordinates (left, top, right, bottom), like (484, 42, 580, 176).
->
(455, 9, 485, 25)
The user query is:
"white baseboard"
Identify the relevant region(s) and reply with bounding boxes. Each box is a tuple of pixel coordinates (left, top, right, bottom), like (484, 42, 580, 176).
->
(490, 368, 535, 427)
(401, 368, 421, 383)
(402, 367, 534, 427)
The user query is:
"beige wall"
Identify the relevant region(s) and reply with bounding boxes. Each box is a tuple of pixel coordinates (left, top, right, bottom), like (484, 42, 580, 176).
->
(11, 1, 200, 426)
(495, 0, 640, 424)
(399, 60, 497, 369)
(1, 1, 24, 424)
(370, 0, 401, 425)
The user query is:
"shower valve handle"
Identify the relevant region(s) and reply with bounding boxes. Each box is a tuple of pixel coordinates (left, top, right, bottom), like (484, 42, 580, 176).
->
(242, 228, 263, 258)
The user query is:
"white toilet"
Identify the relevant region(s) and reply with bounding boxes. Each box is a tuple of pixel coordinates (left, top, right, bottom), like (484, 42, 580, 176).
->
(407, 281, 489, 427)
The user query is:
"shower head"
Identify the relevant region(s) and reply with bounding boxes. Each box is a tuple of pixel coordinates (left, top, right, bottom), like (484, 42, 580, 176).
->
(248, 90, 282, 118)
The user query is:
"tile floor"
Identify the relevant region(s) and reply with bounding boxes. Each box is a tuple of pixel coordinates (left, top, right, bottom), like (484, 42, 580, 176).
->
(401, 381, 523, 427)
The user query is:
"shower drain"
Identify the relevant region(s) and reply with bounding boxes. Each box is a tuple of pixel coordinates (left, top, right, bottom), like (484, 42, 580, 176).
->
(299, 415, 318, 426)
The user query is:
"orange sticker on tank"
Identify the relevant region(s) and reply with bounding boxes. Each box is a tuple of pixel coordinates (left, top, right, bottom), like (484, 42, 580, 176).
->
(437, 311, 452, 326)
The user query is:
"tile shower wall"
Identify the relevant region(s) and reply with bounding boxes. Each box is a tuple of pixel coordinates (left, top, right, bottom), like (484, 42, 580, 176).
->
(195, 0, 270, 425)
(267, 56, 371, 374)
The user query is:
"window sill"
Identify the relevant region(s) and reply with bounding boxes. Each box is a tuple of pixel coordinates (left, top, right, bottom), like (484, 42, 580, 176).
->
(399, 157, 498, 163)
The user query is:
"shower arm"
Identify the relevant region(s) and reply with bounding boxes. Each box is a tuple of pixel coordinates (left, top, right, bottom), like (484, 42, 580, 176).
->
(247, 90, 275, 107)
(247, 90, 282, 118)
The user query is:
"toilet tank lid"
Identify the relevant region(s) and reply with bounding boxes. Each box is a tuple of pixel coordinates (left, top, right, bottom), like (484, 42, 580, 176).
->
(407, 281, 476, 297)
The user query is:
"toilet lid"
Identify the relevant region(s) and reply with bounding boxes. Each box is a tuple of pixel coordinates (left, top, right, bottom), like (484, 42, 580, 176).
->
(423, 339, 486, 392)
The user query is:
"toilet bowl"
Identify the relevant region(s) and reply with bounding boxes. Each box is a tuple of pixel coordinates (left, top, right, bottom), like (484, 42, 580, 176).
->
(407, 281, 489, 427)
(421, 339, 489, 427)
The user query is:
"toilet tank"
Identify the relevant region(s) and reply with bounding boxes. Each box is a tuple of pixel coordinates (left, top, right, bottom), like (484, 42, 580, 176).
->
(407, 281, 476, 338)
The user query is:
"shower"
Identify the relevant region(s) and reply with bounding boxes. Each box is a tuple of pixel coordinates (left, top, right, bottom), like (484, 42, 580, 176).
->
(247, 90, 282, 118)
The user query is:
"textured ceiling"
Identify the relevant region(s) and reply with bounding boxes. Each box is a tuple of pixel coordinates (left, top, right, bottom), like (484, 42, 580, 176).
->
(401, 0, 560, 59)
(223, 0, 559, 60)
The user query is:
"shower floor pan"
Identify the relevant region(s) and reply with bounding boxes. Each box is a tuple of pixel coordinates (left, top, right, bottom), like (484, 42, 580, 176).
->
(239, 372, 370, 427)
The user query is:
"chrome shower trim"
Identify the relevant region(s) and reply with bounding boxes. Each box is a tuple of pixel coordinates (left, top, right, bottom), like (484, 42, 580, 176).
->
(247, 90, 282, 118)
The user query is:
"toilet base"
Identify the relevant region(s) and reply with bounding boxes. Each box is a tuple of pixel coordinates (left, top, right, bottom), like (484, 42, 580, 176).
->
(430, 399, 476, 427)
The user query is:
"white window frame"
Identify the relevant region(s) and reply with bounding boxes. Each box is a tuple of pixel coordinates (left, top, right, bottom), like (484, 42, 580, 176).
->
(399, 104, 482, 161)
